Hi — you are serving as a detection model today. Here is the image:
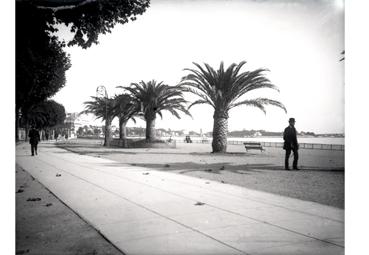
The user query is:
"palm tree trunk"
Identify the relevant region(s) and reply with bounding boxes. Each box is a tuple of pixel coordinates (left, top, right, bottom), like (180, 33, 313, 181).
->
(119, 118, 128, 139)
(212, 111, 228, 153)
(104, 119, 112, 146)
(145, 117, 156, 142)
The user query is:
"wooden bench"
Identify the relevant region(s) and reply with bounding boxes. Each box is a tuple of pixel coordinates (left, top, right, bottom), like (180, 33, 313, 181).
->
(244, 142, 264, 152)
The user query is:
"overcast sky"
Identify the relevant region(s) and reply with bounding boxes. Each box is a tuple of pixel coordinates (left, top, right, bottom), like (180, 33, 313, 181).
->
(52, 0, 344, 134)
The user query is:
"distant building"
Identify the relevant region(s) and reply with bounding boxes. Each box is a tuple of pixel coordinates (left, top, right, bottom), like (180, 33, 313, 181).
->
(63, 113, 77, 138)
(73, 113, 93, 131)
(62, 113, 101, 138)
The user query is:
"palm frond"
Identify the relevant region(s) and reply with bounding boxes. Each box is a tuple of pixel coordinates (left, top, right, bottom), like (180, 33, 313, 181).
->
(188, 99, 210, 110)
(130, 116, 137, 124)
(81, 96, 117, 121)
(117, 80, 191, 121)
(230, 98, 287, 114)
(229, 99, 267, 114)
(181, 61, 287, 115)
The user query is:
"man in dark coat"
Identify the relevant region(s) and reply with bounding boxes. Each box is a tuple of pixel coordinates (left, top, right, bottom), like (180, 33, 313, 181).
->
(283, 118, 299, 170)
(28, 126, 40, 156)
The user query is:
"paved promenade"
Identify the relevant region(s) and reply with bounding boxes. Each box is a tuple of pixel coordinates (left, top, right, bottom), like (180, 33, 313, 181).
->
(16, 143, 344, 255)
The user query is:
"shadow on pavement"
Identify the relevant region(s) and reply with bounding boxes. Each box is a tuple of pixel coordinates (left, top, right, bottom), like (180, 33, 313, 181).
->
(99, 161, 344, 174)
(56, 145, 265, 157)
(99, 161, 280, 173)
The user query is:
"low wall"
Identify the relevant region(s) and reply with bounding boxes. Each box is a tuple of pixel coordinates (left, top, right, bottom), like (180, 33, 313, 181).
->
(110, 138, 176, 149)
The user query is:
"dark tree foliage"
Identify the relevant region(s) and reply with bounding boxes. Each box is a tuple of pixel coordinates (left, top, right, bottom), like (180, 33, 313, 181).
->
(16, 2, 71, 111)
(16, 0, 150, 140)
(16, 0, 150, 108)
(77, 126, 84, 136)
(18, 0, 151, 48)
(21, 100, 66, 129)
(52, 0, 151, 49)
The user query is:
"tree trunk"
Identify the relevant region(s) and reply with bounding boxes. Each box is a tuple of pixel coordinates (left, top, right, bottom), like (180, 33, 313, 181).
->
(25, 123, 29, 142)
(119, 118, 128, 139)
(145, 117, 156, 142)
(16, 107, 20, 142)
(104, 119, 112, 147)
(211, 110, 228, 153)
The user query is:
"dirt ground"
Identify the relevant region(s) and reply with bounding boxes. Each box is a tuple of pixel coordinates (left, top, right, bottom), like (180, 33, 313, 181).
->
(16, 164, 124, 255)
(57, 139, 344, 208)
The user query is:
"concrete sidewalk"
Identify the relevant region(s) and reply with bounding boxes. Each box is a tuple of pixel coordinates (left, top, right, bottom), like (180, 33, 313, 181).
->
(16, 143, 344, 255)
(16, 165, 124, 255)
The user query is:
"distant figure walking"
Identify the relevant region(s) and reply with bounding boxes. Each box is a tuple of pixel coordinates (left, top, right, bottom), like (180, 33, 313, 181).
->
(283, 118, 299, 170)
(28, 126, 40, 156)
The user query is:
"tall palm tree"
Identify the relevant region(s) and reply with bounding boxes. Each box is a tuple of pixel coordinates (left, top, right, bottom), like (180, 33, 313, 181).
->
(118, 80, 191, 142)
(81, 96, 116, 146)
(113, 94, 138, 139)
(180, 61, 287, 153)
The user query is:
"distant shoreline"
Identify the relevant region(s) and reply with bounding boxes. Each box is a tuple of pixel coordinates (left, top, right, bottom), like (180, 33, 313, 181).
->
(188, 136, 345, 145)
(126, 136, 345, 145)
(75, 135, 345, 145)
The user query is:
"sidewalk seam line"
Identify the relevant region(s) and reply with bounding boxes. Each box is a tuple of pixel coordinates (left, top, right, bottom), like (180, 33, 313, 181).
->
(42, 148, 344, 248)
(57, 145, 345, 222)
(15, 163, 127, 255)
(31, 156, 251, 255)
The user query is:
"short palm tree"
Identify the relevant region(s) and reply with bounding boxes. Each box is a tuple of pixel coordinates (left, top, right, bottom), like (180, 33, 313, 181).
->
(113, 93, 138, 139)
(118, 80, 191, 142)
(81, 96, 117, 146)
(180, 61, 287, 153)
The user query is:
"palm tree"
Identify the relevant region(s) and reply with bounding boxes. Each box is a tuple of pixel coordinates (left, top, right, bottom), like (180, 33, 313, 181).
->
(118, 80, 191, 142)
(179, 61, 287, 153)
(81, 96, 116, 146)
(113, 94, 138, 139)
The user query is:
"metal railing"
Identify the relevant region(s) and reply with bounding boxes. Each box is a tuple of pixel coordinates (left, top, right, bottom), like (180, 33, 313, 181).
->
(174, 139, 344, 151)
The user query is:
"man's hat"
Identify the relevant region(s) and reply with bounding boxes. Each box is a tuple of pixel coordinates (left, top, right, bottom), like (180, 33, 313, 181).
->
(289, 118, 296, 122)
